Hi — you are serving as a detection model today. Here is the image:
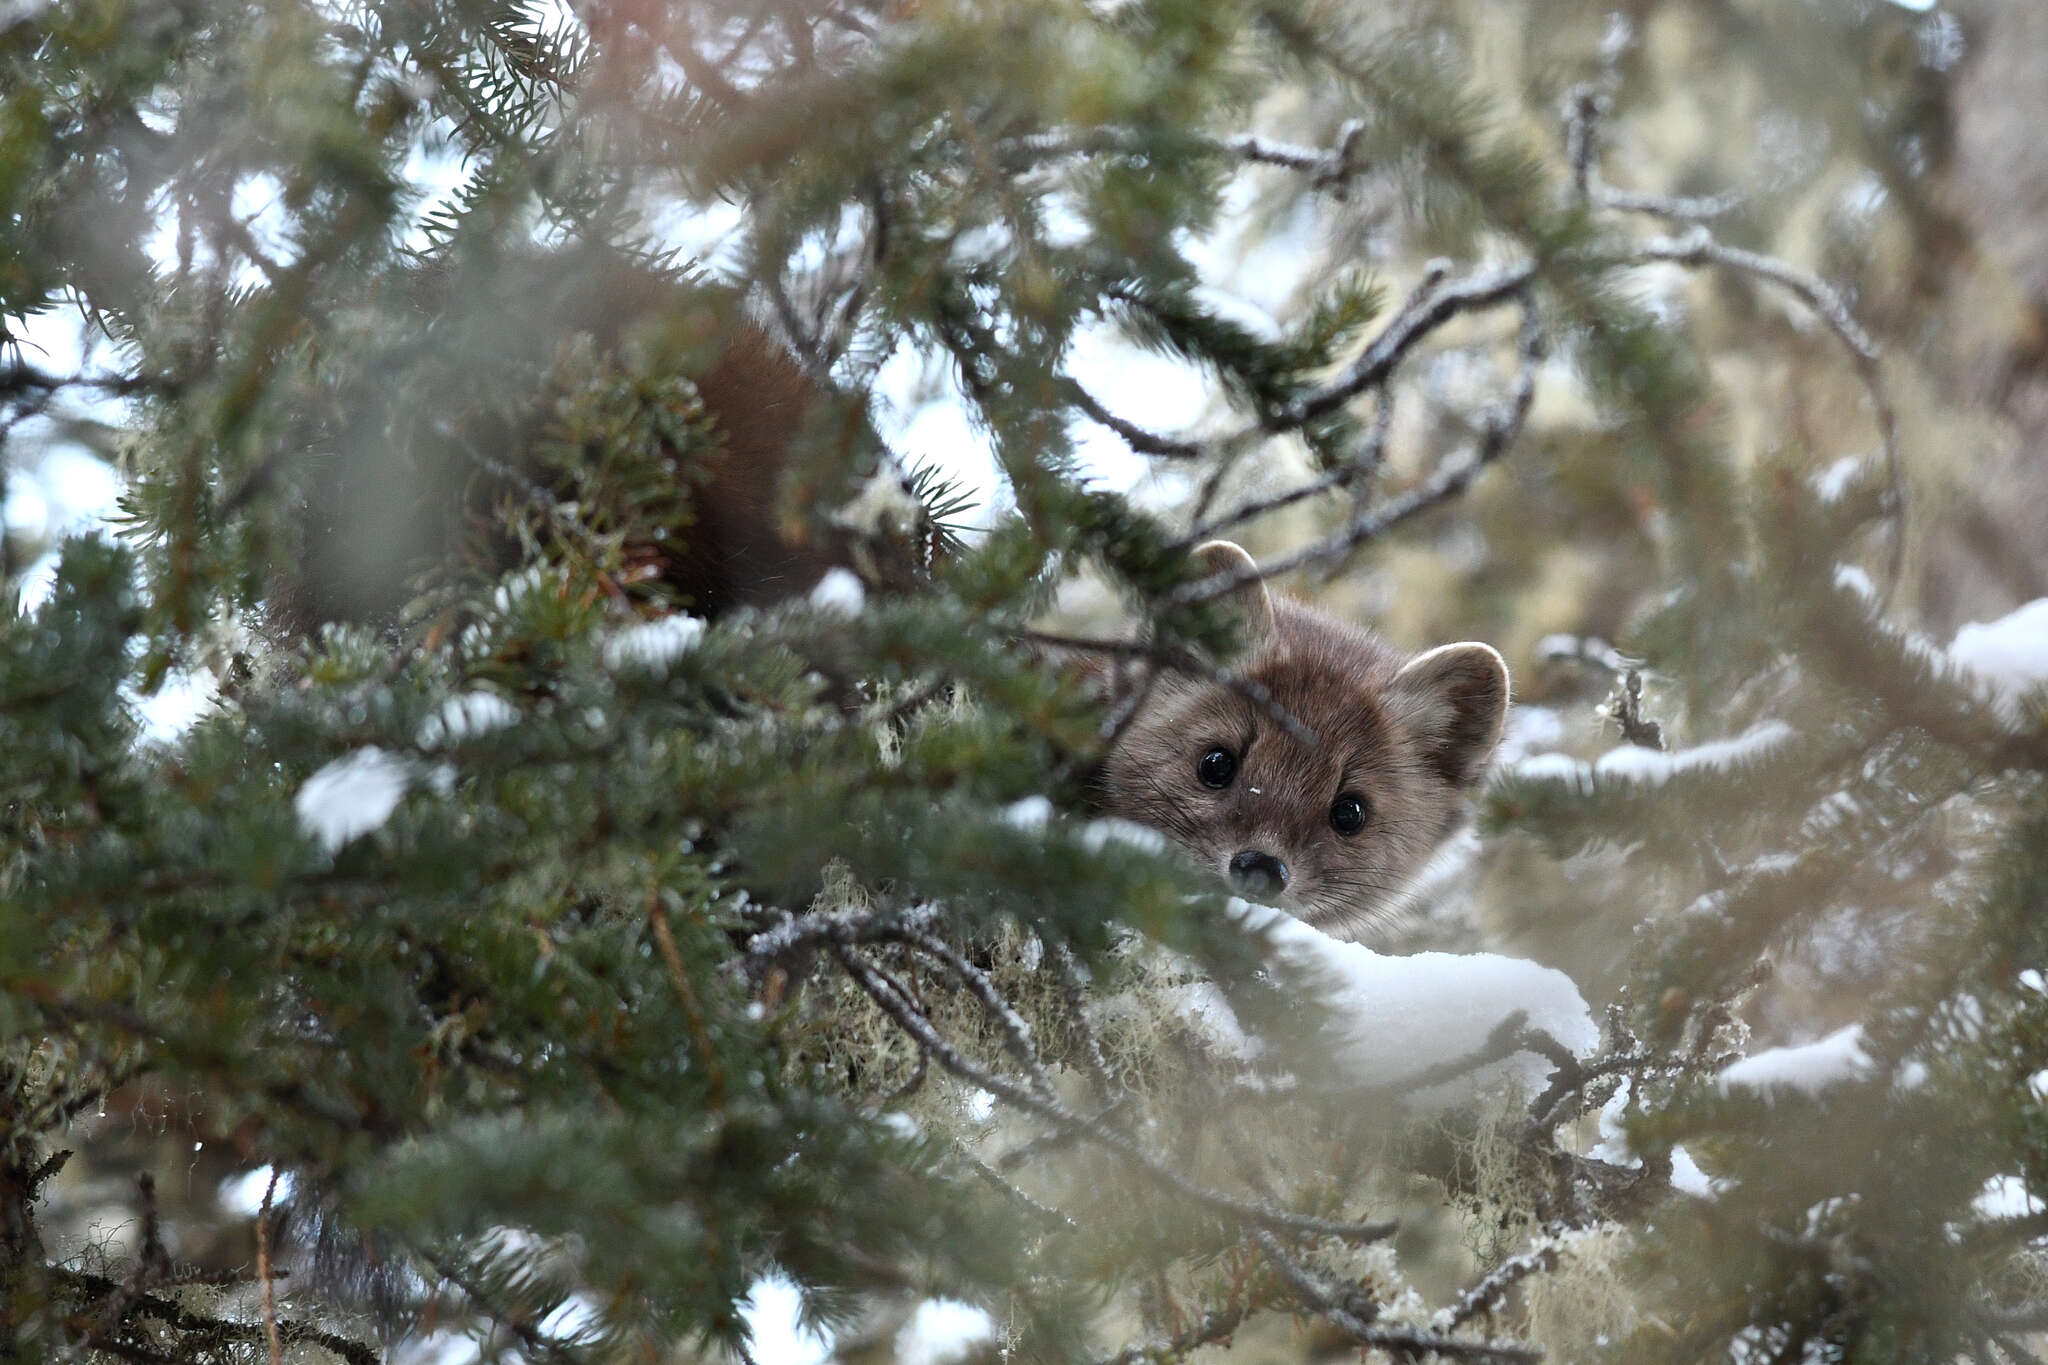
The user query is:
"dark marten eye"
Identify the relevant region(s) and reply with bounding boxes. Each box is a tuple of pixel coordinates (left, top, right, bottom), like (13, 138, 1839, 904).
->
(1196, 747, 1237, 789)
(1329, 792, 1369, 835)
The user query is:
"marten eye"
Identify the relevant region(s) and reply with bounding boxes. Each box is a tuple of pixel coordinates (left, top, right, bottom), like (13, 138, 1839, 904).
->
(1196, 747, 1237, 789)
(1329, 792, 1368, 835)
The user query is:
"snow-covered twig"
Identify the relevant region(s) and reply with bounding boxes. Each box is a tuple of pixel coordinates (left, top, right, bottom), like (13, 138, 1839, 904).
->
(1054, 942, 1122, 1106)
(1251, 1230, 1545, 1364)
(1002, 123, 1369, 187)
(900, 928, 1060, 1103)
(1436, 1229, 1567, 1332)
(736, 901, 940, 977)
(1097, 1301, 1257, 1365)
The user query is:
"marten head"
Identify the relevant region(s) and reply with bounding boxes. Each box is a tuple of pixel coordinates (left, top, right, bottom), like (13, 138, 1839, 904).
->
(1099, 541, 1508, 940)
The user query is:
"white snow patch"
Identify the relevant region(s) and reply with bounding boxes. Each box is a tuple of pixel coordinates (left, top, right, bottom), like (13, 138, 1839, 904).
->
(1232, 901, 1598, 1103)
(2029, 1069, 2048, 1103)
(895, 1299, 996, 1365)
(1163, 981, 1261, 1062)
(1592, 720, 1794, 787)
(1496, 705, 1565, 765)
(417, 691, 519, 747)
(877, 1112, 921, 1140)
(1949, 598, 2048, 721)
(1511, 751, 1590, 785)
(295, 748, 414, 853)
(218, 1166, 295, 1217)
(998, 795, 1053, 833)
(1810, 454, 1866, 504)
(808, 567, 866, 617)
(537, 1295, 601, 1343)
(1717, 1024, 1872, 1098)
(603, 613, 705, 672)
(1591, 1078, 1639, 1168)
(1669, 1145, 1717, 1198)
(1881, 0, 1935, 10)
(392, 1330, 479, 1365)
(1078, 818, 1167, 856)
(1973, 1174, 2045, 1221)
(831, 465, 926, 541)
(1833, 563, 1875, 602)
(739, 1274, 831, 1365)
(128, 667, 215, 745)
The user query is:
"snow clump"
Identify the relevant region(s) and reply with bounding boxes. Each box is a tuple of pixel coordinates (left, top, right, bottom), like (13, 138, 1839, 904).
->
(295, 747, 414, 853)
(1948, 598, 2048, 722)
(1511, 720, 1793, 791)
(809, 567, 867, 617)
(1226, 900, 1600, 1105)
(417, 691, 519, 747)
(1717, 1024, 1873, 1099)
(604, 613, 705, 672)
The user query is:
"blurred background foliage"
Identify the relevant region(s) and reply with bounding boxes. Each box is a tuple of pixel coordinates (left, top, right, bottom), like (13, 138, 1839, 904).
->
(4, 0, 2048, 1362)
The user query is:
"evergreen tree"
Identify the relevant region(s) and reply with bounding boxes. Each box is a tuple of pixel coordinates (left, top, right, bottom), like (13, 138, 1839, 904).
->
(3, 1, 2044, 1363)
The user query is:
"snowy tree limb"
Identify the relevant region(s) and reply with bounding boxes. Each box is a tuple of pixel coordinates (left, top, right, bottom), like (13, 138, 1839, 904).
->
(834, 945, 1399, 1244)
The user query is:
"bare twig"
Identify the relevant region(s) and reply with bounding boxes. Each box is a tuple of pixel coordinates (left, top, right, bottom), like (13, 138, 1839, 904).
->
(1015, 628, 1317, 745)
(1620, 226, 1904, 602)
(1179, 295, 1542, 605)
(1066, 380, 1202, 458)
(257, 1169, 284, 1365)
(1266, 263, 1538, 430)
(1183, 385, 1393, 547)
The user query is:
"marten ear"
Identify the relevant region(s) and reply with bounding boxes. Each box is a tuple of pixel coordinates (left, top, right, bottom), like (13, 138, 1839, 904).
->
(1191, 540, 1277, 650)
(1389, 643, 1510, 787)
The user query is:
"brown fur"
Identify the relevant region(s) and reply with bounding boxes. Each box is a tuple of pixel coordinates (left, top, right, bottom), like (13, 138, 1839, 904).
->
(1099, 543, 1509, 940)
(272, 248, 872, 637)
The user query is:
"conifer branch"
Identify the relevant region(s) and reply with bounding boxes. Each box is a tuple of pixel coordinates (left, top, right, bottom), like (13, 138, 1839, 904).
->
(1438, 1231, 1567, 1332)
(1266, 264, 1538, 430)
(835, 946, 1398, 1244)
(1251, 1230, 1545, 1363)
(1003, 123, 1369, 186)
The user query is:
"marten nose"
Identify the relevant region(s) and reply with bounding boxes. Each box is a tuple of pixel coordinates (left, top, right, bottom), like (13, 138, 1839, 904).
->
(1228, 850, 1289, 896)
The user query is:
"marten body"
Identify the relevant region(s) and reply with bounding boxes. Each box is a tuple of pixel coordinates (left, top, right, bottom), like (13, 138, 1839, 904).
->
(273, 248, 872, 635)
(277, 257, 1504, 932)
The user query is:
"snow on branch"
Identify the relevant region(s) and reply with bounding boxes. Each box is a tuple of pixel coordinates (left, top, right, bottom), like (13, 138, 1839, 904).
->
(1716, 1025, 1875, 1099)
(294, 747, 415, 854)
(1509, 720, 1794, 796)
(1226, 902, 1600, 1104)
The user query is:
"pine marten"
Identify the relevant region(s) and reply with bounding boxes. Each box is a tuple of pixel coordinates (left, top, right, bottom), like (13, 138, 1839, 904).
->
(277, 252, 1505, 932)
(1098, 541, 1508, 940)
